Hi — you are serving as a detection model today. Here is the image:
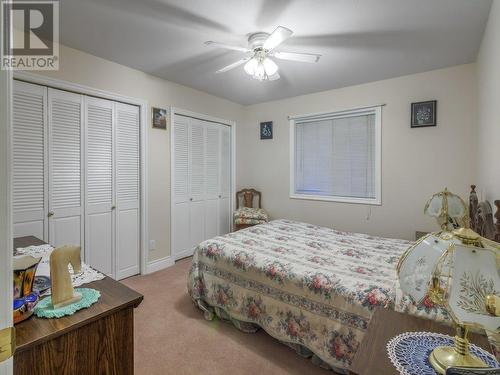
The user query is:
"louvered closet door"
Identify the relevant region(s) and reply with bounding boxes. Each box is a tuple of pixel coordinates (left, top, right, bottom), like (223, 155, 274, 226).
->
(172, 115, 190, 259)
(12, 81, 47, 240)
(48, 88, 84, 248)
(115, 102, 140, 279)
(204, 122, 220, 239)
(85, 97, 114, 276)
(218, 125, 231, 235)
(189, 118, 206, 249)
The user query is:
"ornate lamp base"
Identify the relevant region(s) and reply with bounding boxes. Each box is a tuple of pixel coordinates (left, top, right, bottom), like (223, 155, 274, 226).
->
(429, 346, 488, 374)
(429, 325, 489, 374)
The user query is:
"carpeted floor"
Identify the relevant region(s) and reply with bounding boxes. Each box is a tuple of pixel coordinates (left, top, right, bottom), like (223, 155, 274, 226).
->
(122, 257, 330, 375)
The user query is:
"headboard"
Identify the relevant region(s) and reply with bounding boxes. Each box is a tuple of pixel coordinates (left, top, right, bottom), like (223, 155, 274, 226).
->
(469, 185, 500, 243)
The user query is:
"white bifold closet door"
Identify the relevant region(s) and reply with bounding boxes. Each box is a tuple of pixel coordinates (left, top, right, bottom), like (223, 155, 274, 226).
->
(12, 80, 141, 280)
(47, 88, 84, 249)
(172, 115, 231, 260)
(85, 97, 114, 277)
(115, 103, 140, 279)
(172, 115, 190, 259)
(188, 119, 206, 250)
(219, 125, 231, 235)
(205, 122, 231, 237)
(12, 81, 47, 240)
(85, 100, 140, 279)
(204, 122, 220, 240)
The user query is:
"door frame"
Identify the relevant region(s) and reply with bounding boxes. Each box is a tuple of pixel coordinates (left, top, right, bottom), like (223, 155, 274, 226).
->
(13, 72, 150, 276)
(170, 107, 236, 261)
(0, 64, 13, 374)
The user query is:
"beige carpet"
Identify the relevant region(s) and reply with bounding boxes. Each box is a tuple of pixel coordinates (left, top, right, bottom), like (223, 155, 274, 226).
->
(122, 257, 330, 375)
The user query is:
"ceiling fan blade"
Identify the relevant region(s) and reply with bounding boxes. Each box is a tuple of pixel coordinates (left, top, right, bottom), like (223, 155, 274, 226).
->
(204, 41, 250, 53)
(216, 58, 250, 73)
(263, 26, 293, 50)
(274, 51, 321, 63)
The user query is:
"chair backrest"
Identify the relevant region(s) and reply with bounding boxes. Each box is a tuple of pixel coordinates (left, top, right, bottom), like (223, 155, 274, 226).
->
(236, 189, 262, 209)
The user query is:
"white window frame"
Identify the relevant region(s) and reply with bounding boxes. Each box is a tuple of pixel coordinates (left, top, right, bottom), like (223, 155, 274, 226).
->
(289, 105, 382, 205)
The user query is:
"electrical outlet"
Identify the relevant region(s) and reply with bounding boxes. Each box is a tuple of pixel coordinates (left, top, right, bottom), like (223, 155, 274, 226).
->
(149, 240, 156, 251)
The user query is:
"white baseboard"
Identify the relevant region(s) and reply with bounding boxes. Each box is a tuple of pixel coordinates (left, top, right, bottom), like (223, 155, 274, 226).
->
(173, 248, 194, 261)
(146, 255, 175, 274)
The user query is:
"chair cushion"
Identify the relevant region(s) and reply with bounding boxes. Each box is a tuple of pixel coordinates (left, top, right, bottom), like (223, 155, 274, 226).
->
(234, 218, 267, 225)
(234, 207, 269, 225)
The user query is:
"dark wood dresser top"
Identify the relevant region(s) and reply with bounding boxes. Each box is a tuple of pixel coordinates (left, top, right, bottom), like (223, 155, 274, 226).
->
(349, 308, 492, 375)
(14, 236, 144, 353)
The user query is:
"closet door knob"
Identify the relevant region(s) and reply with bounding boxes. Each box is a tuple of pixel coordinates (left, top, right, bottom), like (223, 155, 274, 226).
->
(48, 211, 54, 217)
(218, 195, 222, 199)
(190, 198, 193, 201)
(111, 205, 116, 210)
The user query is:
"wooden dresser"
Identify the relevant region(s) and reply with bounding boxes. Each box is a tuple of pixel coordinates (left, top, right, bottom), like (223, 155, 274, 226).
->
(13, 236, 144, 375)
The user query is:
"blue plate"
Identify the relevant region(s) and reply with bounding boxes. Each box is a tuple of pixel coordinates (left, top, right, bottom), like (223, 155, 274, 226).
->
(13, 298, 24, 310)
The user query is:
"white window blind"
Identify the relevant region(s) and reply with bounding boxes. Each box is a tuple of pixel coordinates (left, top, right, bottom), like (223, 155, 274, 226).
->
(291, 106, 381, 204)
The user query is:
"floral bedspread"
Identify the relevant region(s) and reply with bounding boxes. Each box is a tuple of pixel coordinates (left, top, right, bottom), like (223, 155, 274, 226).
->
(187, 219, 446, 372)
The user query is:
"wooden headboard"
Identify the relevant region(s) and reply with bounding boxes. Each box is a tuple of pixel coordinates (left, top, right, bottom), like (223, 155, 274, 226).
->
(469, 185, 500, 243)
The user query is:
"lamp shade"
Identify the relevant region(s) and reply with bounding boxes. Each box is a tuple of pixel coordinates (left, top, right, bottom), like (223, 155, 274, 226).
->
(447, 244, 500, 332)
(424, 189, 467, 230)
(244, 58, 258, 75)
(254, 62, 266, 80)
(398, 234, 451, 304)
(262, 58, 278, 76)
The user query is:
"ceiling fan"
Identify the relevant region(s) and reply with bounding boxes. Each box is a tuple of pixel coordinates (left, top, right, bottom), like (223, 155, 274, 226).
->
(205, 26, 321, 81)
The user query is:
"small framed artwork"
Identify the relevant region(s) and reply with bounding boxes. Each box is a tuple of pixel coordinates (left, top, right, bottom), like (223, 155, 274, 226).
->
(152, 107, 168, 129)
(411, 100, 437, 128)
(260, 121, 273, 140)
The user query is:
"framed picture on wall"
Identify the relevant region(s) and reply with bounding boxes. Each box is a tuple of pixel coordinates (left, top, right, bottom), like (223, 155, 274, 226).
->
(152, 107, 168, 129)
(411, 100, 437, 128)
(260, 121, 273, 139)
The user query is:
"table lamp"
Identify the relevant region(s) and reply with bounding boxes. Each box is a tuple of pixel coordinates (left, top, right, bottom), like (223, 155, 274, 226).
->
(398, 189, 500, 374)
(423, 187, 467, 231)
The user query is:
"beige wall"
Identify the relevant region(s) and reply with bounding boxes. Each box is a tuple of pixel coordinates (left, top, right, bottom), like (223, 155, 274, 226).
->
(36, 44, 243, 262)
(237, 64, 478, 240)
(33, 43, 481, 262)
(477, 0, 500, 202)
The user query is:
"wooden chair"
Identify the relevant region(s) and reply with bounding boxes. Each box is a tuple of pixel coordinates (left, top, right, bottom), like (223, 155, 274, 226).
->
(236, 189, 262, 210)
(234, 189, 268, 231)
(469, 185, 500, 243)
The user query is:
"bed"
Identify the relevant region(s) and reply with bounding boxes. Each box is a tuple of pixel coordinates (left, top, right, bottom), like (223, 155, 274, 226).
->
(187, 186, 500, 373)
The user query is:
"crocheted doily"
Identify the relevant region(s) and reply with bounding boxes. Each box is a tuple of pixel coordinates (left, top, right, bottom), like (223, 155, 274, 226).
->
(387, 331, 499, 375)
(34, 288, 101, 318)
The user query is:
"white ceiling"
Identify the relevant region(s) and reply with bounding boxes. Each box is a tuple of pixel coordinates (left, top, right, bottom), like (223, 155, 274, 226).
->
(59, 0, 492, 105)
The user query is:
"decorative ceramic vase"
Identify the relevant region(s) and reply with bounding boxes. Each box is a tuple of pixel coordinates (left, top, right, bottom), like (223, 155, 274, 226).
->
(13, 255, 42, 324)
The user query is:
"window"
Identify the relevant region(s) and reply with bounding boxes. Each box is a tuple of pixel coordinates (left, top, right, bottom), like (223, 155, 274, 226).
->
(290, 106, 381, 205)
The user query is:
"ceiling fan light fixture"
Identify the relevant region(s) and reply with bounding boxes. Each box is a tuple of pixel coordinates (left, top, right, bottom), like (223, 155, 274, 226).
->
(244, 57, 258, 75)
(254, 62, 266, 80)
(262, 58, 278, 76)
(206, 26, 318, 82)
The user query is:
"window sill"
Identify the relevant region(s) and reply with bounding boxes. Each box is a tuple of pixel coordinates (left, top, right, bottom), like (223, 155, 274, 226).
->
(289, 193, 381, 206)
